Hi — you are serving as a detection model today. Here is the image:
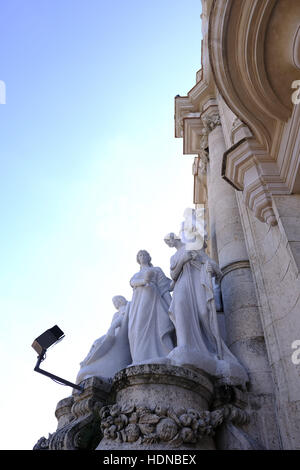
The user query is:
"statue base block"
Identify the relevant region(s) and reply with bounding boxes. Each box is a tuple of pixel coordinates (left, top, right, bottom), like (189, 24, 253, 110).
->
(96, 364, 222, 450)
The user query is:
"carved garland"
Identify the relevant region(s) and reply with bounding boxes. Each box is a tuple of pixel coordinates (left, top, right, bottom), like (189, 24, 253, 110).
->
(99, 402, 225, 447)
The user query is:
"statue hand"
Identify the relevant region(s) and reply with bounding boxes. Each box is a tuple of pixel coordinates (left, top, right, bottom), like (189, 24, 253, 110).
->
(191, 250, 199, 260)
(145, 280, 155, 289)
(206, 262, 213, 274)
(144, 270, 155, 282)
(184, 250, 193, 262)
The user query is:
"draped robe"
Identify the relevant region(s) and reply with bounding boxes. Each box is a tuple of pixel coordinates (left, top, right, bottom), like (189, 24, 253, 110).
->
(128, 266, 175, 364)
(76, 303, 132, 384)
(168, 247, 248, 388)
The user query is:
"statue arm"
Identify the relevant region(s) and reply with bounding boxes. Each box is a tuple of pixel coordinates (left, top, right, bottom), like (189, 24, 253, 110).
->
(130, 278, 146, 288)
(107, 312, 122, 336)
(206, 257, 222, 280)
(170, 251, 193, 281)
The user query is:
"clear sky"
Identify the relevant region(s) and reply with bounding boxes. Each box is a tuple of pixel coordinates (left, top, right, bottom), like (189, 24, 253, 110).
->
(0, 0, 202, 450)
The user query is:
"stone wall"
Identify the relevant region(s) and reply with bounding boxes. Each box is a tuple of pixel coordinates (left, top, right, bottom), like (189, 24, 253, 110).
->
(236, 192, 300, 449)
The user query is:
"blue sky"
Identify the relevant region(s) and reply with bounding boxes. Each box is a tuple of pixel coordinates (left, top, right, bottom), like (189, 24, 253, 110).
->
(0, 1, 202, 449)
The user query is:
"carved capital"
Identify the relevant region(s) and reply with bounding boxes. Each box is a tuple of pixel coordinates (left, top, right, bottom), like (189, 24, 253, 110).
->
(202, 113, 221, 133)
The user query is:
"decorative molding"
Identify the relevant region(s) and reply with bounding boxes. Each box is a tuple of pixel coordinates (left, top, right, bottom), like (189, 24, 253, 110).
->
(33, 377, 111, 450)
(175, 1, 300, 227)
(230, 118, 253, 146)
(208, 0, 295, 150)
(182, 115, 208, 158)
(221, 136, 297, 225)
(220, 260, 251, 281)
(207, 0, 300, 225)
(174, 2, 216, 139)
(99, 383, 251, 449)
(112, 364, 214, 403)
(55, 396, 74, 430)
(202, 112, 221, 133)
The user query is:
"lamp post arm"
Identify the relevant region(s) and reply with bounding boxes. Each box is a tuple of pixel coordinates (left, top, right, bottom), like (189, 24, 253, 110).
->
(34, 351, 83, 392)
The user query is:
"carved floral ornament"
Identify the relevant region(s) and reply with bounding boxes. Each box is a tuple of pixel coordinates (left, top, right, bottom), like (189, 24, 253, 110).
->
(99, 401, 248, 447)
(201, 113, 221, 133)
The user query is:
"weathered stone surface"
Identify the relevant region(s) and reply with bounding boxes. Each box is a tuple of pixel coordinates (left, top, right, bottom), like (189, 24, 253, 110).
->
(237, 191, 300, 449)
(96, 364, 217, 450)
(55, 396, 74, 430)
(33, 377, 111, 450)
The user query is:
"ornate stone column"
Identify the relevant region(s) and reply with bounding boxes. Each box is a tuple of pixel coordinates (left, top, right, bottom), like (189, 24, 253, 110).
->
(202, 101, 281, 450)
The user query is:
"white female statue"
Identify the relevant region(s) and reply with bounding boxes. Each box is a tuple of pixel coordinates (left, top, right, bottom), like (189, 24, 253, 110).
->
(75, 295, 132, 384)
(128, 250, 176, 365)
(164, 233, 248, 389)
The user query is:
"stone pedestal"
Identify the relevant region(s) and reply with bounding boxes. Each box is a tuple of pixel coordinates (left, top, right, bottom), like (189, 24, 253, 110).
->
(96, 364, 223, 450)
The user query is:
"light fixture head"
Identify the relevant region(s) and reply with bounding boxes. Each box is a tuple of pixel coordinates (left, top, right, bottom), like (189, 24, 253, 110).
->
(31, 325, 65, 356)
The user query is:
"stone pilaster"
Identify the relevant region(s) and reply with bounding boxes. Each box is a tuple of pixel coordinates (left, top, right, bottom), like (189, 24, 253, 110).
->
(202, 101, 281, 449)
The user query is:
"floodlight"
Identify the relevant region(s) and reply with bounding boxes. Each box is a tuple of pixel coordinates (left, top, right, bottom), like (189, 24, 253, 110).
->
(31, 325, 65, 355)
(32, 325, 83, 392)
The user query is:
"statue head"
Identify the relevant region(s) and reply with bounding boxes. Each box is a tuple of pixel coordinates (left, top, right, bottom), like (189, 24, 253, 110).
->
(112, 295, 127, 310)
(164, 232, 181, 248)
(136, 250, 153, 267)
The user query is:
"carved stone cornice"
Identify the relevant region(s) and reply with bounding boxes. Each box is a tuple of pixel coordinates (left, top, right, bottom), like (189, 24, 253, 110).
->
(111, 364, 214, 404)
(222, 137, 292, 225)
(182, 114, 207, 156)
(208, 0, 300, 225)
(208, 0, 298, 149)
(175, 2, 216, 139)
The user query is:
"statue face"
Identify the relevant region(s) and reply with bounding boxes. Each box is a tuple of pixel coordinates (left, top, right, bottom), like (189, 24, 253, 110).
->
(164, 237, 175, 247)
(112, 296, 126, 309)
(137, 251, 151, 265)
(164, 233, 177, 247)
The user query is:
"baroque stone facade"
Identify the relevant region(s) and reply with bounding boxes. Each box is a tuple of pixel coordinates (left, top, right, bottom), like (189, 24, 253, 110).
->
(175, 0, 300, 450)
(33, 0, 300, 451)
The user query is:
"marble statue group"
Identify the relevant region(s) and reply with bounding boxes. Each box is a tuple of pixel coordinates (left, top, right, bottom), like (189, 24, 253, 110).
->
(76, 232, 248, 389)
